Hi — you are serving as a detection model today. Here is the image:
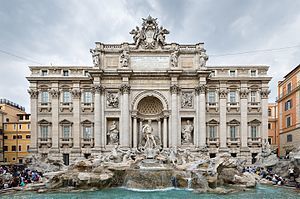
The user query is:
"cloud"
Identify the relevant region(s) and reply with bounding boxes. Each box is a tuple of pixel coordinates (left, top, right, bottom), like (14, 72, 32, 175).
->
(0, 0, 300, 111)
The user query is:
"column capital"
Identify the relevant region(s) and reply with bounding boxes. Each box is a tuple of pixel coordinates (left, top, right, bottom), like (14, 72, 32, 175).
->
(92, 84, 105, 94)
(49, 89, 60, 98)
(195, 85, 206, 95)
(260, 89, 270, 99)
(170, 84, 181, 95)
(119, 83, 131, 94)
(71, 89, 81, 99)
(239, 89, 249, 99)
(219, 88, 228, 99)
(28, 89, 39, 99)
(131, 110, 138, 117)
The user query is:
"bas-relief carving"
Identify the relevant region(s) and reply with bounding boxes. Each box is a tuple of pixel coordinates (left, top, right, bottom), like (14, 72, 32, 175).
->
(181, 120, 194, 145)
(107, 121, 119, 145)
(28, 89, 39, 99)
(260, 89, 270, 99)
(49, 89, 60, 98)
(170, 50, 179, 68)
(119, 50, 130, 68)
(181, 92, 193, 108)
(130, 15, 169, 49)
(107, 92, 119, 108)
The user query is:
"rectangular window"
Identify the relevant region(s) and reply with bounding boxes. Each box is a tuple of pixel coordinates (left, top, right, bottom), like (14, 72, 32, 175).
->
(268, 109, 272, 116)
(229, 91, 236, 103)
(230, 126, 236, 139)
(17, 135, 22, 139)
(41, 91, 49, 104)
(63, 126, 70, 138)
(13, 135, 16, 139)
(27, 124, 30, 129)
(287, 82, 292, 94)
(4, 146, 8, 151)
(229, 70, 236, 77)
(63, 91, 71, 103)
(268, 123, 271, 129)
(286, 115, 291, 128)
(250, 91, 256, 102)
(83, 91, 92, 104)
(287, 134, 293, 142)
(251, 126, 257, 138)
(4, 136, 8, 139)
(209, 126, 216, 139)
(12, 145, 16, 151)
(208, 91, 215, 103)
(19, 115, 23, 120)
(19, 124, 22, 129)
(25, 115, 30, 120)
(41, 70, 48, 76)
(285, 99, 292, 111)
(26, 135, 31, 139)
(250, 70, 256, 77)
(63, 70, 69, 76)
(13, 124, 16, 130)
(41, 126, 48, 139)
(19, 145, 21, 152)
(83, 126, 92, 139)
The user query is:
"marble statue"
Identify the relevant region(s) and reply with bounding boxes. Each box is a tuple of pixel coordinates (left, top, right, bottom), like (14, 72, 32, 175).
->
(107, 121, 119, 145)
(155, 26, 169, 46)
(182, 120, 193, 144)
(107, 93, 119, 108)
(199, 52, 208, 68)
(90, 49, 100, 66)
(130, 26, 144, 48)
(142, 120, 157, 149)
(120, 50, 130, 67)
(170, 50, 179, 68)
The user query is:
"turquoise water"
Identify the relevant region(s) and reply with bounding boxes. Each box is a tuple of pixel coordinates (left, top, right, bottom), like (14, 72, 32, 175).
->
(1, 185, 299, 199)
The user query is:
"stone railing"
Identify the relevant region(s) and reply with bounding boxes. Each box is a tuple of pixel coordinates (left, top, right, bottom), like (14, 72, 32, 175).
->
(248, 137, 262, 147)
(206, 102, 218, 112)
(38, 102, 52, 112)
(206, 137, 219, 147)
(38, 137, 52, 148)
(60, 102, 73, 112)
(59, 137, 73, 147)
(227, 102, 239, 111)
(81, 102, 94, 112)
(227, 137, 240, 147)
(81, 138, 94, 147)
(248, 102, 261, 112)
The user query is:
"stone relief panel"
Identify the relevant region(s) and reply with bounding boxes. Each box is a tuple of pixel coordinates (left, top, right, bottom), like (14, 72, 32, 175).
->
(181, 91, 193, 108)
(181, 118, 194, 145)
(107, 119, 120, 145)
(106, 92, 119, 108)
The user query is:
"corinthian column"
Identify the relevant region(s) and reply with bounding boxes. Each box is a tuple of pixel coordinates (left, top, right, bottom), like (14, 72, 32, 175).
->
(240, 88, 249, 148)
(219, 88, 228, 150)
(49, 86, 60, 151)
(170, 84, 180, 147)
(71, 88, 81, 149)
(196, 85, 207, 147)
(120, 84, 130, 148)
(93, 84, 103, 149)
(28, 88, 39, 153)
(261, 88, 270, 144)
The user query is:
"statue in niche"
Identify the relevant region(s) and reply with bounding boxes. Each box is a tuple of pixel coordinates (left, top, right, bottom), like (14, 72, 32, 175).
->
(142, 120, 157, 149)
(107, 93, 119, 108)
(199, 52, 208, 68)
(181, 92, 193, 108)
(120, 50, 130, 67)
(107, 121, 119, 145)
(182, 120, 193, 144)
(170, 50, 179, 68)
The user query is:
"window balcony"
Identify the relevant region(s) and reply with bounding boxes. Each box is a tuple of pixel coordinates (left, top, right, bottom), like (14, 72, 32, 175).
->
(60, 102, 73, 112)
(227, 137, 240, 148)
(248, 102, 261, 112)
(248, 137, 262, 147)
(38, 137, 52, 148)
(60, 137, 73, 147)
(81, 102, 94, 112)
(81, 138, 94, 147)
(206, 137, 219, 147)
(38, 102, 51, 112)
(227, 102, 239, 111)
(206, 102, 218, 112)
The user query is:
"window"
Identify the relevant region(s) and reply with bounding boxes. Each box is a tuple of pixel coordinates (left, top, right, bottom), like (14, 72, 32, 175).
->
(63, 91, 71, 104)
(19, 145, 21, 152)
(230, 126, 237, 139)
(268, 109, 272, 116)
(27, 124, 30, 129)
(27, 145, 30, 151)
(287, 82, 292, 94)
(41, 126, 48, 139)
(41, 70, 48, 76)
(17, 135, 22, 139)
(19, 115, 23, 120)
(83, 126, 92, 140)
(12, 145, 16, 151)
(13, 135, 16, 139)
(19, 124, 22, 129)
(229, 70, 236, 77)
(25, 115, 30, 120)
(63, 70, 69, 76)
(41, 91, 49, 104)
(268, 123, 271, 129)
(286, 115, 291, 128)
(4, 136, 8, 139)
(268, 138, 272, 145)
(4, 124, 7, 130)
(62, 126, 70, 138)
(251, 126, 257, 138)
(208, 91, 216, 103)
(209, 126, 216, 139)
(13, 124, 16, 130)
(285, 99, 292, 111)
(63, 154, 69, 166)
(3, 146, 8, 151)
(250, 70, 256, 77)
(26, 135, 31, 139)
(6, 118, 9, 122)
(250, 91, 256, 102)
(83, 91, 92, 104)
(287, 134, 293, 142)
(229, 91, 236, 103)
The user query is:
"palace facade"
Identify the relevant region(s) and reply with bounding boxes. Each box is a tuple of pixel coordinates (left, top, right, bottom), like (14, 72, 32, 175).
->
(27, 16, 271, 165)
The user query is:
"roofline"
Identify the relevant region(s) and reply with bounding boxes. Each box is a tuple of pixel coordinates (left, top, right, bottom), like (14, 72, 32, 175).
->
(283, 64, 300, 78)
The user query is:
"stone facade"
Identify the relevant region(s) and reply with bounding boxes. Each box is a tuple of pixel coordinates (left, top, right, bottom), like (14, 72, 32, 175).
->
(27, 16, 271, 164)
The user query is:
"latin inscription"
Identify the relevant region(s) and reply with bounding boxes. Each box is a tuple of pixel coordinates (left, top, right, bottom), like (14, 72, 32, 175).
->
(131, 56, 169, 69)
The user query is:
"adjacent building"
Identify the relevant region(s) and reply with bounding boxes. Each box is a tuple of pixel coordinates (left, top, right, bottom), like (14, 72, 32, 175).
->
(27, 16, 271, 165)
(0, 109, 5, 162)
(268, 103, 278, 153)
(0, 99, 31, 163)
(277, 64, 300, 157)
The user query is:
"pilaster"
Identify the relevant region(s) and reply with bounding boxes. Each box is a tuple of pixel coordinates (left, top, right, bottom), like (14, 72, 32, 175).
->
(28, 88, 38, 153)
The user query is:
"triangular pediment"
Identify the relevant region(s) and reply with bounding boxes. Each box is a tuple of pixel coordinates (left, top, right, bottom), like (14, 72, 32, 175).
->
(207, 119, 219, 125)
(38, 119, 52, 125)
(227, 119, 240, 125)
(59, 119, 73, 125)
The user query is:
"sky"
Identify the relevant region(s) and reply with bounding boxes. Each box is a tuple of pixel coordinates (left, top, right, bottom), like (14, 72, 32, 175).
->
(0, 0, 300, 112)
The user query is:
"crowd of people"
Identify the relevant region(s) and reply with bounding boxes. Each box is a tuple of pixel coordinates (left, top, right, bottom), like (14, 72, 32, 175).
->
(243, 166, 299, 188)
(0, 164, 42, 190)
